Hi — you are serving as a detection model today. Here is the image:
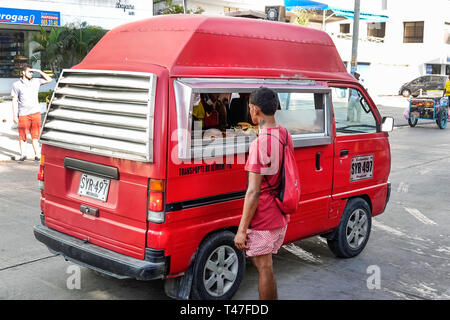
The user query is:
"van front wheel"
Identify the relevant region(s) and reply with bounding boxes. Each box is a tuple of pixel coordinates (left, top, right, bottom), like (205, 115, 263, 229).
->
(191, 231, 245, 300)
(327, 198, 372, 258)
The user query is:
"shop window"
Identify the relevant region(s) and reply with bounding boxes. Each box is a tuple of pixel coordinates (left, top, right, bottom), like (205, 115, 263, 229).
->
(367, 22, 386, 38)
(446, 65, 450, 76)
(340, 23, 350, 34)
(426, 64, 441, 75)
(0, 32, 26, 78)
(403, 21, 424, 43)
(331, 87, 377, 136)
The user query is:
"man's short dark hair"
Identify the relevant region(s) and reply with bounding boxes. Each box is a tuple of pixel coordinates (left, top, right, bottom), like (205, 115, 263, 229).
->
(249, 87, 278, 116)
(22, 64, 32, 72)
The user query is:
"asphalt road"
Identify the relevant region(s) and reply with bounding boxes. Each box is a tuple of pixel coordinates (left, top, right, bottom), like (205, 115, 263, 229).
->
(0, 121, 449, 300)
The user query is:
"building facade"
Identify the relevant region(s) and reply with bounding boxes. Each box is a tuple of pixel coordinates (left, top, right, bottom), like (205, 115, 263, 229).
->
(0, 0, 153, 95)
(155, 0, 450, 95)
(324, 0, 450, 95)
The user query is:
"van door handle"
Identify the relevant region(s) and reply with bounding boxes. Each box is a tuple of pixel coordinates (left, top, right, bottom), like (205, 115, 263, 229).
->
(316, 152, 321, 170)
(340, 149, 349, 157)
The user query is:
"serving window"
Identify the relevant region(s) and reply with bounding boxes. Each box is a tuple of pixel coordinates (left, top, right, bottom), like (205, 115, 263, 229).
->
(174, 78, 333, 160)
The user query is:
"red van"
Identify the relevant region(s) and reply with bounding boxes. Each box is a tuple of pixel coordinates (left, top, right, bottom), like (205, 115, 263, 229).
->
(33, 15, 393, 300)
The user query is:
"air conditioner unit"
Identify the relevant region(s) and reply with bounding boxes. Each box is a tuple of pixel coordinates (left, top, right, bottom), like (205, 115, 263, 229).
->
(265, 6, 286, 22)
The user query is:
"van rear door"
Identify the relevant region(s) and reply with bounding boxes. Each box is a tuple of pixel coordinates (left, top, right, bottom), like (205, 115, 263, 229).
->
(40, 69, 157, 260)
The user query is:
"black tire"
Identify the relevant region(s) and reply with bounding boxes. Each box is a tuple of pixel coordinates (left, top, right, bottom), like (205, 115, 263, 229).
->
(401, 89, 411, 97)
(327, 198, 372, 258)
(408, 118, 418, 127)
(436, 110, 447, 129)
(191, 231, 245, 300)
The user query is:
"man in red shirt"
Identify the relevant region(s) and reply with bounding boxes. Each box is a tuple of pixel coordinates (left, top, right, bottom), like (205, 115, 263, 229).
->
(234, 87, 292, 300)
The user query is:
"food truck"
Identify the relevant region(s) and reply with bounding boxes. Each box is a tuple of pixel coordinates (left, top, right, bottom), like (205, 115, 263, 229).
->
(33, 15, 393, 300)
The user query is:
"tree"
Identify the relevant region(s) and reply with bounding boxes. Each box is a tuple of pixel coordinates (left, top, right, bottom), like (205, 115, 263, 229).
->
(31, 22, 107, 78)
(159, 0, 204, 15)
(293, 9, 310, 26)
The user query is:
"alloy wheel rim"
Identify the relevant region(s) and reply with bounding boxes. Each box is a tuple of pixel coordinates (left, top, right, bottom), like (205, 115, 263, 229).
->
(346, 209, 369, 249)
(203, 245, 239, 297)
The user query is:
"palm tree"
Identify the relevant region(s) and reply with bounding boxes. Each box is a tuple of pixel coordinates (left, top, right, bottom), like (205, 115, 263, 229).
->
(31, 23, 107, 79)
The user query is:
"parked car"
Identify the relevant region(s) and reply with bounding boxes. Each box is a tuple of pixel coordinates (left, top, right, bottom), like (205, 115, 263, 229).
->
(33, 15, 393, 300)
(399, 75, 448, 97)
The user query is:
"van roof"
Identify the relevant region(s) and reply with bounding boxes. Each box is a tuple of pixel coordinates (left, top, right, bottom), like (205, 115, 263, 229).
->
(77, 15, 353, 82)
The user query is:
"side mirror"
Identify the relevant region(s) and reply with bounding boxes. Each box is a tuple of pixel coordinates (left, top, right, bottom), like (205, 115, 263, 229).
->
(381, 116, 394, 132)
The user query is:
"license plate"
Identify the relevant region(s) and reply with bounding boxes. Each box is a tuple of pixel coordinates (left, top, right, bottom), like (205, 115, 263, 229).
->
(77, 173, 110, 202)
(350, 155, 374, 182)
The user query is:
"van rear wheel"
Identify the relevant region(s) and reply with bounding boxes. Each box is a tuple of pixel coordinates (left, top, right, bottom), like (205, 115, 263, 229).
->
(327, 198, 372, 258)
(191, 231, 245, 300)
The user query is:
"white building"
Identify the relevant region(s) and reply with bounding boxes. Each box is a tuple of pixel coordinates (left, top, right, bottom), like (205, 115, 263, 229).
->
(0, 0, 153, 95)
(156, 0, 450, 96)
(323, 0, 450, 95)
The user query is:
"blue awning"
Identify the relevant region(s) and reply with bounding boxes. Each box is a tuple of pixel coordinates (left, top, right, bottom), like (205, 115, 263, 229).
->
(284, 0, 389, 22)
(284, 0, 329, 10)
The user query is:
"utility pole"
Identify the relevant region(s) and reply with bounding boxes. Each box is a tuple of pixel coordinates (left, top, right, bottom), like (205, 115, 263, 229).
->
(183, 0, 187, 14)
(350, 0, 360, 75)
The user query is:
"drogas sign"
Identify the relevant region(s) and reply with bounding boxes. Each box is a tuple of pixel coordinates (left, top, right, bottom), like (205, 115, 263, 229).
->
(0, 7, 60, 26)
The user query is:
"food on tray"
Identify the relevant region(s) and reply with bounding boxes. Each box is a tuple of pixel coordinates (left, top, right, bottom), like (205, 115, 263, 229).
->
(224, 131, 237, 137)
(203, 128, 223, 139)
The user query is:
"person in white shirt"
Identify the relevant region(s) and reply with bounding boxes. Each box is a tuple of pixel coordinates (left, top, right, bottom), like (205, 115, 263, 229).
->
(11, 65, 52, 161)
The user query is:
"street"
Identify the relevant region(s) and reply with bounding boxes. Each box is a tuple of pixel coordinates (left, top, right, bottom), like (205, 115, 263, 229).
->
(0, 105, 449, 300)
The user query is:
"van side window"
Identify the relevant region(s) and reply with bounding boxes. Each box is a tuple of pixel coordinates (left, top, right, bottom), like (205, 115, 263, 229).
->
(174, 79, 334, 160)
(191, 91, 257, 144)
(190, 91, 329, 145)
(276, 92, 325, 135)
(331, 87, 377, 135)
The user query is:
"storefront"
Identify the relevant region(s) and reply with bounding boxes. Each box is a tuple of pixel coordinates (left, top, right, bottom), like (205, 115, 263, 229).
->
(0, 8, 60, 80)
(0, 1, 153, 95)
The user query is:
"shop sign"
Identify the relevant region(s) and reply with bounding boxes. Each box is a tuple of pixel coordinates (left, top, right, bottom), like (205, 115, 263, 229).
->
(0, 7, 60, 26)
(116, 0, 135, 16)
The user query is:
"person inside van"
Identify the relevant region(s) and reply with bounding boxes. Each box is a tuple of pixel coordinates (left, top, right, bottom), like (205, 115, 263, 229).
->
(234, 87, 291, 300)
(192, 93, 205, 129)
(229, 92, 250, 127)
(201, 93, 228, 131)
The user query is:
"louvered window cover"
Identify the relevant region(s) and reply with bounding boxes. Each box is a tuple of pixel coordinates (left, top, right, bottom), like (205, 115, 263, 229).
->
(40, 69, 157, 162)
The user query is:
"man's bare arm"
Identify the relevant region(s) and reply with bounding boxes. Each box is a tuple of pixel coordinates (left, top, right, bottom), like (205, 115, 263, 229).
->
(31, 69, 52, 85)
(234, 172, 263, 251)
(11, 96, 18, 124)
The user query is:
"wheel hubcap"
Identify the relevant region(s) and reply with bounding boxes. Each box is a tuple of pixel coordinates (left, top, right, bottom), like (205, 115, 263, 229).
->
(203, 245, 239, 297)
(346, 209, 369, 249)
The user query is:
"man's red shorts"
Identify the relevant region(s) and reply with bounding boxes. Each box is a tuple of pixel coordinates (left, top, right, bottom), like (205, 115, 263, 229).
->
(18, 112, 41, 141)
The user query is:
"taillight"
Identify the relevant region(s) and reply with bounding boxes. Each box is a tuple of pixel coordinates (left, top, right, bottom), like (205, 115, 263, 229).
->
(148, 179, 165, 223)
(37, 155, 45, 190)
